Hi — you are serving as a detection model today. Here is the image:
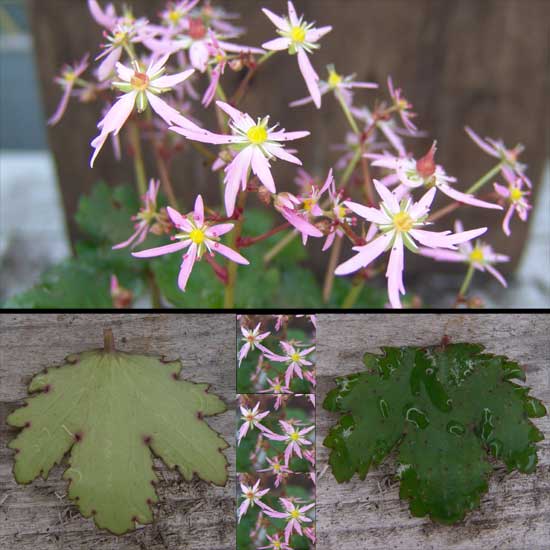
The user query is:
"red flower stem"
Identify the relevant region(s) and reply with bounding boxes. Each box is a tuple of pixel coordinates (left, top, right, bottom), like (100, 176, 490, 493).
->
(204, 254, 229, 285)
(237, 223, 290, 248)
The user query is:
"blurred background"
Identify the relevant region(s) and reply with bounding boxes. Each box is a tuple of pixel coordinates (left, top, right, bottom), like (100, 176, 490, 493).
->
(1, 0, 549, 307)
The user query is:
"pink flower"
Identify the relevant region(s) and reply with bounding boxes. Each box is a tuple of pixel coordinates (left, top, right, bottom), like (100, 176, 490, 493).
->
(264, 498, 314, 543)
(237, 402, 269, 444)
(265, 420, 314, 466)
(48, 54, 90, 126)
(465, 126, 532, 188)
(265, 342, 315, 387)
(257, 456, 292, 487)
(238, 322, 271, 365)
(262, 1, 332, 108)
(335, 180, 487, 308)
(258, 533, 292, 550)
(171, 101, 310, 215)
(494, 176, 531, 237)
(259, 376, 292, 395)
(238, 479, 270, 522)
(369, 143, 502, 210)
(274, 192, 323, 244)
(420, 220, 510, 287)
(160, 1, 200, 29)
(387, 75, 417, 132)
(113, 179, 162, 249)
(88, 1, 149, 81)
(290, 64, 377, 108)
(90, 55, 197, 166)
(132, 195, 248, 292)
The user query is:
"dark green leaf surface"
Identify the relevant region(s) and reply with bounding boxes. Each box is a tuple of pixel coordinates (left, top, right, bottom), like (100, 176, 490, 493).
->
(323, 343, 546, 523)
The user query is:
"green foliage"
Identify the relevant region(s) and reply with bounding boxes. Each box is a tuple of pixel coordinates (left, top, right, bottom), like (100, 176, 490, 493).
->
(4, 183, 147, 308)
(323, 343, 546, 524)
(7, 340, 228, 534)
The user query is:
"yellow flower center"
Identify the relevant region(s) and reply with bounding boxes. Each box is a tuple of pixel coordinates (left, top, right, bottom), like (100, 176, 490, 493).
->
(290, 509, 301, 519)
(470, 247, 484, 263)
(290, 352, 301, 362)
(290, 26, 306, 43)
(290, 431, 300, 441)
(245, 413, 254, 421)
(302, 198, 315, 212)
(247, 125, 268, 145)
(273, 463, 281, 471)
(64, 70, 76, 83)
(273, 384, 282, 392)
(113, 31, 127, 44)
(393, 211, 414, 232)
(509, 187, 522, 202)
(328, 70, 343, 88)
(189, 228, 205, 244)
(168, 10, 181, 23)
(273, 542, 281, 550)
(337, 205, 347, 219)
(131, 72, 150, 91)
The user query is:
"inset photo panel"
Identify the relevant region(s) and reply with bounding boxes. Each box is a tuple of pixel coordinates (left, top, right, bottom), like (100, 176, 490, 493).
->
(237, 393, 316, 550)
(237, 315, 316, 394)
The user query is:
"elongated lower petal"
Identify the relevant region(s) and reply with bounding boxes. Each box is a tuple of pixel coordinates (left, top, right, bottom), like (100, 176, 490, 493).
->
(212, 242, 249, 265)
(178, 243, 197, 291)
(437, 182, 502, 210)
(386, 235, 405, 309)
(297, 49, 321, 109)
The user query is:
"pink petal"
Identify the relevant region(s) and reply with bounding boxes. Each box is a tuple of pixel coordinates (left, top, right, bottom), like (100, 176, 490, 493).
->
(215, 100, 246, 122)
(224, 146, 254, 216)
(297, 49, 321, 109)
(153, 68, 195, 89)
(206, 223, 234, 238)
(261, 8, 290, 31)
(48, 84, 73, 126)
(212, 242, 250, 265)
(502, 204, 514, 237)
(193, 194, 204, 225)
(87, 0, 116, 29)
(287, 1, 299, 26)
(112, 222, 147, 250)
(171, 125, 244, 144)
(97, 47, 122, 81)
(486, 264, 508, 287)
(465, 126, 499, 157)
(251, 149, 276, 192)
(386, 235, 405, 309)
(305, 25, 333, 42)
(437, 182, 502, 210)
(335, 232, 391, 276)
(419, 248, 465, 262)
(281, 208, 322, 237)
(373, 180, 400, 214)
(408, 187, 437, 219)
(268, 130, 310, 142)
(344, 200, 388, 224)
(166, 206, 193, 231)
(266, 144, 303, 165)
(177, 244, 197, 291)
(262, 37, 291, 51)
(132, 240, 190, 258)
(189, 41, 209, 72)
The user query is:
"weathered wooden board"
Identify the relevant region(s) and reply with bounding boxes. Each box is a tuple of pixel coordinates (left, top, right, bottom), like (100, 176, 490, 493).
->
(0, 314, 237, 550)
(29, 0, 550, 272)
(316, 314, 550, 550)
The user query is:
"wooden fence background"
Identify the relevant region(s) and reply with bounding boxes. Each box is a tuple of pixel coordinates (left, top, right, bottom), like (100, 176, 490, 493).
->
(28, 0, 550, 273)
(316, 313, 550, 549)
(0, 313, 236, 550)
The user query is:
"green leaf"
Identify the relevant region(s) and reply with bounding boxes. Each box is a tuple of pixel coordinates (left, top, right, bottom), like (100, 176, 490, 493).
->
(7, 333, 228, 534)
(75, 182, 139, 245)
(323, 343, 546, 524)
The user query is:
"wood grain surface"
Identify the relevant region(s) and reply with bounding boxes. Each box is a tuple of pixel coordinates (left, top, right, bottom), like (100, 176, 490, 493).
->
(316, 314, 550, 550)
(0, 314, 237, 550)
(28, 0, 550, 272)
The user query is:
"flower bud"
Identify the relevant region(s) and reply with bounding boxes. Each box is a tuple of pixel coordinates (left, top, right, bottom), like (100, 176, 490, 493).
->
(416, 141, 437, 179)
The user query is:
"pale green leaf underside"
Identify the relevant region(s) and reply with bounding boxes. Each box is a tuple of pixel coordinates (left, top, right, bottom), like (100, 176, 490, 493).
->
(7, 350, 228, 535)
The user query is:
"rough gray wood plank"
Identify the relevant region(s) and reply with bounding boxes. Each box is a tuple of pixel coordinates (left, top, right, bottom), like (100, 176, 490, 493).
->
(316, 314, 550, 550)
(0, 314, 236, 550)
